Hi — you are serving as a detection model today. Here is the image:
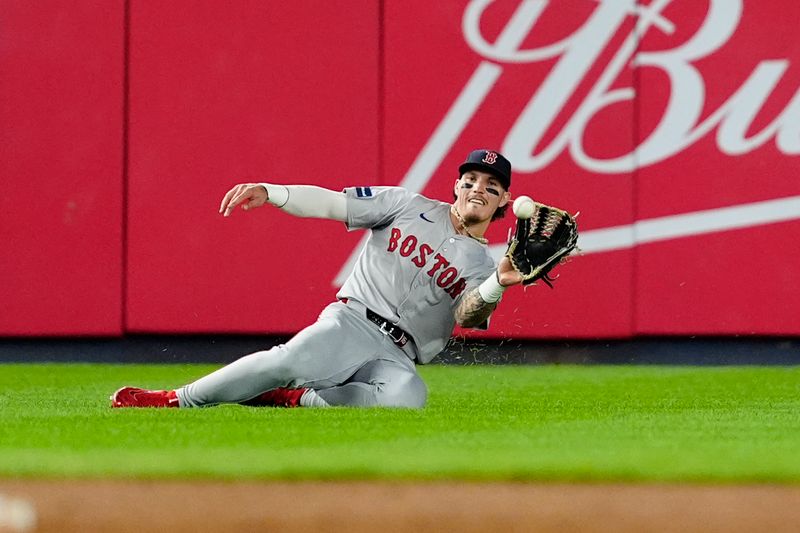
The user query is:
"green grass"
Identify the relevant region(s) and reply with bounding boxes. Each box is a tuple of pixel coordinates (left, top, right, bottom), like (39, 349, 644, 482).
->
(0, 363, 799, 482)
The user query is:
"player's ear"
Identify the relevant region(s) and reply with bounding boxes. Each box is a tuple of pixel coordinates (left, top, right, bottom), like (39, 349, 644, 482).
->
(498, 190, 510, 208)
(453, 177, 461, 195)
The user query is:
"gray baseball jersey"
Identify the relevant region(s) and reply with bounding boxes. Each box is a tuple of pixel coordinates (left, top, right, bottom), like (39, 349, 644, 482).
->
(338, 186, 496, 363)
(175, 186, 496, 409)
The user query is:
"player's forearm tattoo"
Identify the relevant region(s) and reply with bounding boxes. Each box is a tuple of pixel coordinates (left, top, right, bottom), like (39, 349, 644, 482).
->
(455, 287, 498, 328)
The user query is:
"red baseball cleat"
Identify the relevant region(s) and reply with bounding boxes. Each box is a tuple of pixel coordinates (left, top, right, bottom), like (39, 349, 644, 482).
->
(240, 387, 307, 408)
(111, 387, 180, 408)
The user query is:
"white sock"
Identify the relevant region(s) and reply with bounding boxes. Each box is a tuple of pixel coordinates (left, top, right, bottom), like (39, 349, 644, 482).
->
(300, 388, 330, 407)
(174, 387, 189, 408)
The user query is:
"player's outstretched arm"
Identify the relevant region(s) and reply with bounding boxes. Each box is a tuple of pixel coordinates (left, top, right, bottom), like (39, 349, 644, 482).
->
(454, 287, 497, 328)
(454, 257, 522, 328)
(219, 182, 347, 221)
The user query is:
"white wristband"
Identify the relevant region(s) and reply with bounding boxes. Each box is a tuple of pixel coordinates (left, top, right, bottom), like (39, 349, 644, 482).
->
(477, 271, 506, 304)
(260, 183, 289, 208)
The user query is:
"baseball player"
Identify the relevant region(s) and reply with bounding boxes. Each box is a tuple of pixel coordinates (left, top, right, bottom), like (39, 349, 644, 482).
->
(112, 149, 525, 408)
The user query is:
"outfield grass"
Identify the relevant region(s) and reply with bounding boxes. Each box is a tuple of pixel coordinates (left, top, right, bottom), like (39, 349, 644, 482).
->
(0, 363, 798, 482)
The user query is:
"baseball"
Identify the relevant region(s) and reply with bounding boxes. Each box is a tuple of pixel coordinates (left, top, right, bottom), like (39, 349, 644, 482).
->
(0, 494, 37, 532)
(512, 195, 535, 219)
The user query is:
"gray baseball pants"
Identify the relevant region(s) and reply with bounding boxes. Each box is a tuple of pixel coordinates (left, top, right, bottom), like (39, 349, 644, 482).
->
(176, 300, 427, 408)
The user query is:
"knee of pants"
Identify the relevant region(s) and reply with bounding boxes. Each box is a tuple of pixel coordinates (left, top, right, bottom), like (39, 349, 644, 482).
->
(375, 372, 428, 408)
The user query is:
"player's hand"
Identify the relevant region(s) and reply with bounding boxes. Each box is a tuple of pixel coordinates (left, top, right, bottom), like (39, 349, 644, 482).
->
(497, 256, 523, 287)
(219, 183, 268, 217)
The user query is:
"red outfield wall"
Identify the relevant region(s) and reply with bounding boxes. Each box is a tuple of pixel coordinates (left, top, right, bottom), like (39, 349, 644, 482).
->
(0, 1, 125, 336)
(1, 1, 799, 339)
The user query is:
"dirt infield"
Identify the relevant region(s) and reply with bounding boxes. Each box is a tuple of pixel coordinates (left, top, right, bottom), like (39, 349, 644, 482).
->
(2, 481, 800, 532)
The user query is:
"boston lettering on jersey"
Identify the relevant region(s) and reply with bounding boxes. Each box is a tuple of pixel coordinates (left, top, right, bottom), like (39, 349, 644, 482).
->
(387, 227, 467, 300)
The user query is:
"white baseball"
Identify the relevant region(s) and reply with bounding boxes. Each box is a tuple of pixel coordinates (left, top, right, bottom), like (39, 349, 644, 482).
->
(512, 195, 535, 219)
(0, 495, 37, 532)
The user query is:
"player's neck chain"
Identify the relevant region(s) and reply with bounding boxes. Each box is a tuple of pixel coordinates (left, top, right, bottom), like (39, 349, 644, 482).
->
(450, 205, 488, 245)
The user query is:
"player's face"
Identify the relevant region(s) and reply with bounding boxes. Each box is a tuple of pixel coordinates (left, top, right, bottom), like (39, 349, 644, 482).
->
(454, 170, 510, 224)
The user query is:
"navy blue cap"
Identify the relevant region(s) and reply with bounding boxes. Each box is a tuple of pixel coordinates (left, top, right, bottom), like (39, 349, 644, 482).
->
(458, 149, 512, 190)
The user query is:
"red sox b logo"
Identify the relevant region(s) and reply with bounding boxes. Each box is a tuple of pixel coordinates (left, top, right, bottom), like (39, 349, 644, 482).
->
(482, 151, 498, 165)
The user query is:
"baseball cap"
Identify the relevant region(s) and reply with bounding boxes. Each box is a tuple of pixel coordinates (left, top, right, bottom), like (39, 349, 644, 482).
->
(458, 149, 512, 190)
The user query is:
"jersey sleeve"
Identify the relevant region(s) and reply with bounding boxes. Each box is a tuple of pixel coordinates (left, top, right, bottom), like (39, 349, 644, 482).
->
(343, 186, 414, 230)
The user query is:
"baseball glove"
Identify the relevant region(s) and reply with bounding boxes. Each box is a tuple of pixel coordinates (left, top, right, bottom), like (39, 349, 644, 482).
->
(505, 202, 579, 287)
